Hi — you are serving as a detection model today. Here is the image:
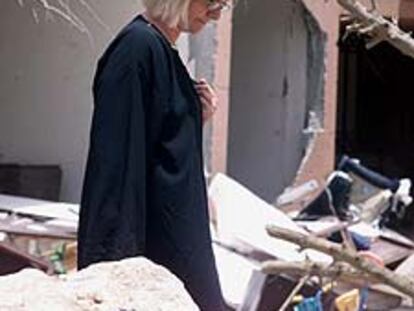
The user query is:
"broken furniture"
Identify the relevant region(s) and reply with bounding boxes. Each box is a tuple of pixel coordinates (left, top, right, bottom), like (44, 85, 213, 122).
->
(0, 242, 52, 275)
(0, 194, 78, 274)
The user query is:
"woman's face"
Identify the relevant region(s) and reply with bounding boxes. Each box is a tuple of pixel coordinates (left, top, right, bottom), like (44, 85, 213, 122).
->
(181, 0, 228, 33)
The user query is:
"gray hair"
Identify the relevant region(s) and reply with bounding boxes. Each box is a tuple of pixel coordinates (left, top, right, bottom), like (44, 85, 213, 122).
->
(142, 0, 191, 27)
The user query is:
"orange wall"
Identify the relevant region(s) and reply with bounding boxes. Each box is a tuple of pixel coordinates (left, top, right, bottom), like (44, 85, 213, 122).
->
(344, 0, 400, 17)
(211, 12, 233, 175)
(293, 1, 341, 190)
(400, 0, 414, 29)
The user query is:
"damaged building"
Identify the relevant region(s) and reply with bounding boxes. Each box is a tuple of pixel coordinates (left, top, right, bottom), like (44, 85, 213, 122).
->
(1, 0, 414, 215)
(0, 0, 329, 204)
(1, 0, 414, 310)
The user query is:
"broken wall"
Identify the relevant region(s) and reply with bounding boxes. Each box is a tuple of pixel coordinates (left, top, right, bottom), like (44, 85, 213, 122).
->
(290, 0, 340, 195)
(227, 0, 326, 202)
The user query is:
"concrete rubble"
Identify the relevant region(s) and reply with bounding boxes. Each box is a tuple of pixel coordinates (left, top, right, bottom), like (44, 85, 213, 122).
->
(1, 157, 414, 310)
(0, 257, 198, 311)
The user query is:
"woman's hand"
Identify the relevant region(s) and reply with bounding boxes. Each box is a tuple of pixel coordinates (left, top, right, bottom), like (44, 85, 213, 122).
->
(194, 79, 218, 124)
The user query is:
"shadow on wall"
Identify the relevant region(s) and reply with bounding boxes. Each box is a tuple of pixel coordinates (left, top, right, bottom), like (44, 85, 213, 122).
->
(0, 0, 143, 202)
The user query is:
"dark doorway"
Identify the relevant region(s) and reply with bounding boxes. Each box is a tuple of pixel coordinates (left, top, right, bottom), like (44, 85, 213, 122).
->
(336, 24, 414, 229)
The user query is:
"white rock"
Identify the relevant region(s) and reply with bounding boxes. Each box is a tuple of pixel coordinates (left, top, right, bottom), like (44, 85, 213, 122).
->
(0, 257, 198, 311)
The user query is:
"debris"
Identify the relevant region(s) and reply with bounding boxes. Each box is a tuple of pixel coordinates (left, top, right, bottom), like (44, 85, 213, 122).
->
(210, 170, 414, 309)
(1, 157, 413, 310)
(262, 260, 377, 285)
(209, 173, 331, 263)
(0, 242, 52, 275)
(338, 0, 414, 59)
(335, 289, 360, 311)
(0, 257, 198, 311)
(266, 225, 414, 298)
(276, 180, 319, 207)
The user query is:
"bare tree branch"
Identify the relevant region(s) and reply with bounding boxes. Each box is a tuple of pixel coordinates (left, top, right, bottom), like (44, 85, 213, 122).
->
(262, 260, 379, 285)
(77, 0, 111, 33)
(53, 0, 95, 46)
(34, 0, 86, 32)
(337, 0, 414, 59)
(31, 7, 40, 24)
(279, 275, 310, 311)
(266, 225, 414, 298)
(16, 0, 110, 48)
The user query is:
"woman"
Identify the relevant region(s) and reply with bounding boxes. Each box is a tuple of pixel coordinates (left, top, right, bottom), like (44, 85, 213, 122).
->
(77, 0, 231, 310)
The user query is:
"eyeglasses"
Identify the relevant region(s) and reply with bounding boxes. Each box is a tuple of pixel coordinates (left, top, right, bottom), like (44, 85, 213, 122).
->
(206, 0, 233, 12)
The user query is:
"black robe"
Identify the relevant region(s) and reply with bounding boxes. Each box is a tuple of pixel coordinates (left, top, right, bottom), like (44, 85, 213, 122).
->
(77, 15, 225, 310)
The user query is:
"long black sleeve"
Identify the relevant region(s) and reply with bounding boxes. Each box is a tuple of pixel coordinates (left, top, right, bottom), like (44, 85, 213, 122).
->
(78, 63, 148, 268)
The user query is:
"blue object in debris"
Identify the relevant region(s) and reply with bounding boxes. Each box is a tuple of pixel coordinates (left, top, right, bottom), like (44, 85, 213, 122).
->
(294, 290, 323, 311)
(328, 231, 371, 251)
(351, 232, 371, 251)
(359, 287, 369, 311)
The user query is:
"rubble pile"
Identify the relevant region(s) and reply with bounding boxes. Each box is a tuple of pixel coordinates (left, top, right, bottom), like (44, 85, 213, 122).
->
(2, 155, 414, 310)
(209, 155, 414, 310)
(0, 257, 198, 311)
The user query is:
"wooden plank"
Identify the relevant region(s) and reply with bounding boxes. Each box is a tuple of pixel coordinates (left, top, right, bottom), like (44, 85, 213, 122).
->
(370, 238, 413, 266)
(396, 253, 414, 279)
(0, 242, 52, 275)
(0, 219, 76, 240)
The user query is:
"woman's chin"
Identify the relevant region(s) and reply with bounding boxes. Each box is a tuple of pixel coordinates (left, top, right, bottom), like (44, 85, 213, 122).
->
(189, 21, 207, 34)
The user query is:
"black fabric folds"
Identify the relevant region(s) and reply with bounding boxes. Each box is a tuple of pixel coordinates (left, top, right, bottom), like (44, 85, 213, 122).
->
(77, 15, 225, 310)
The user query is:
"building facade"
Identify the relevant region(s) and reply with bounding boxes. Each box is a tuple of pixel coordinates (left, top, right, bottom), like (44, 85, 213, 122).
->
(0, 0, 413, 204)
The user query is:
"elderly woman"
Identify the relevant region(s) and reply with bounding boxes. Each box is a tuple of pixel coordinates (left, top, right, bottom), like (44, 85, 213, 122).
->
(77, 0, 231, 310)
